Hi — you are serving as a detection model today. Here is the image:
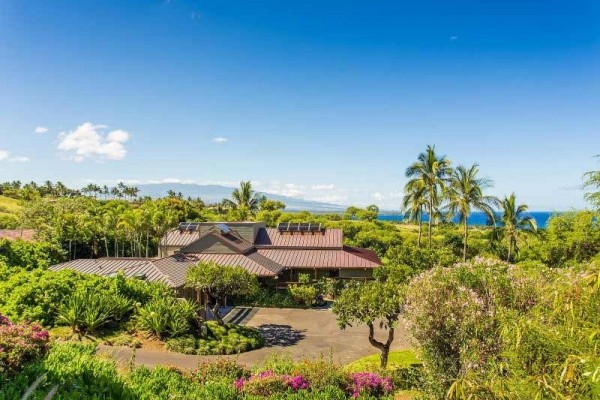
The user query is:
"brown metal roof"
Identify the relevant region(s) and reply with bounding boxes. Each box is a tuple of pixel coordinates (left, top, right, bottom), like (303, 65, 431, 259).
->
(0, 229, 36, 242)
(153, 253, 282, 287)
(49, 258, 172, 285)
(257, 247, 381, 269)
(160, 229, 201, 247)
(254, 228, 343, 248)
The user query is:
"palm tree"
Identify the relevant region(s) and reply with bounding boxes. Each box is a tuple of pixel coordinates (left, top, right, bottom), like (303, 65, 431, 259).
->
(402, 180, 427, 247)
(446, 164, 499, 261)
(222, 181, 265, 220)
(499, 193, 537, 262)
(405, 145, 452, 247)
(583, 161, 600, 210)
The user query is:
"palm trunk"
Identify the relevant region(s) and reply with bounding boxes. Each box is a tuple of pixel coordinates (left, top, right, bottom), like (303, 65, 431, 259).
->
(428, 198, 433, 248)
(463, 222, 468, 261)
(145, 232, 149, 258)
(417, 218, 422, 248)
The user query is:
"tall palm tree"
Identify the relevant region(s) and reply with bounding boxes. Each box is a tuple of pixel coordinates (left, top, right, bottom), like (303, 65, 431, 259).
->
(583, 162, 600, 210)
(499, 193, 537, 262)
(223, 181, 265, 219)
(446, 164, 499, 261)
(405, 145, 452, 247)
(402, 180, 427, 247)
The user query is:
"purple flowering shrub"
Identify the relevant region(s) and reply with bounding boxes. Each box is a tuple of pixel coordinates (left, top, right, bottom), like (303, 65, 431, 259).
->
(348, 372, 393, 398)
(234, 370, 310, 396)
(0, 313, 49, 375)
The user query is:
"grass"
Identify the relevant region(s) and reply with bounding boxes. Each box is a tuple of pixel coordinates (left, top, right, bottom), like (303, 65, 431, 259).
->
(344, 350, 420, 372)
(0, 196, 22, 214)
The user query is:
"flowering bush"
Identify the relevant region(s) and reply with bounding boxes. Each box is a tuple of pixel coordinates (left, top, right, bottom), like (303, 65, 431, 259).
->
(234, 370, 310, 396)
(0, 313, 49, 374)
(348, 372, 393, 398)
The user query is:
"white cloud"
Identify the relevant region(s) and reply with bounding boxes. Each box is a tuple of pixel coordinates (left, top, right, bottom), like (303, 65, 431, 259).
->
(311, 184, 335, 190)
(371, 192, 384, 201)
(9, 156, 30, 163)
(35, 126, 48, 134)
(213, 137, 228, 143)
(0, 150, 30, 163)
(57, 122, 130, 162)
(450, 35, 458, 41)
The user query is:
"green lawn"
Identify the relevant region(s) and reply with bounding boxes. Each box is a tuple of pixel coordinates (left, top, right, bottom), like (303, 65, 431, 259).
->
(344, 350, 420, 372)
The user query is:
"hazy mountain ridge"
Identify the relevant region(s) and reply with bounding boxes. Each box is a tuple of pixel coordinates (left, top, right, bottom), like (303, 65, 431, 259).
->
(137, 183, 346, 212)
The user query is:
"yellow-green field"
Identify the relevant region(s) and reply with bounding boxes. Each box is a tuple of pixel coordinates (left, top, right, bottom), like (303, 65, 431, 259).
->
(0, 195, 22, 214)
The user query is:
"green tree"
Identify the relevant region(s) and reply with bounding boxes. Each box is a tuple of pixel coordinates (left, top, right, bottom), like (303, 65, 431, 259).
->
(333, 281, 405, 368)
(499, 193, 537, 261)
(185, 261, 258, 325)
(402, 179, 427, 247)
(446, 164, 498, 261)
(405, 145, 452, 248)
(583, 159, 600, 210)
(223, 181, 265, 220)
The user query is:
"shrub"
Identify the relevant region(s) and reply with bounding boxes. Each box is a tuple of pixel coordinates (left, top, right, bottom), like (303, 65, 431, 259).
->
(197, 322, 264, 355)
(136, 297, 197, 339)
(347, 372, 393, 398)
(57, 289, 132, 335)
(191, 358, 249, 385)
(0, 314, 49, 375)
(43, 343, 133, 399)
(288, 274, 317, 307)
(235, 370, 310, 396)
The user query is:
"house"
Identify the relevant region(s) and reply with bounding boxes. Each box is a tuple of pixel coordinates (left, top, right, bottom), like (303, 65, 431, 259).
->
(50, 222, 381, 295)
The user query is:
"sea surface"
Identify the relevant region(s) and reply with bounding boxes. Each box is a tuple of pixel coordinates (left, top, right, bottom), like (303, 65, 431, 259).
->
(379, 211, 557, 229)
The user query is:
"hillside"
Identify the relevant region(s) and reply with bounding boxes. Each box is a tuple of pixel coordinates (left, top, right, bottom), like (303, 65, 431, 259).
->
(137, 183, 346, 212)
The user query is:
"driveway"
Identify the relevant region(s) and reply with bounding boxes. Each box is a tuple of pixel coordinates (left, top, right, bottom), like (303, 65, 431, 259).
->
(100, 307, 412, 369)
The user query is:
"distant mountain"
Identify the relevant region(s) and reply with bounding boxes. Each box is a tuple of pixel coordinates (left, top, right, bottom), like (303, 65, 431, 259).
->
(137, 183, 346, 212)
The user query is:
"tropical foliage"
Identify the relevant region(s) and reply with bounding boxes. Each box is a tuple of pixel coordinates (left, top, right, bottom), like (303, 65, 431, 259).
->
(185, 261, 259, 325)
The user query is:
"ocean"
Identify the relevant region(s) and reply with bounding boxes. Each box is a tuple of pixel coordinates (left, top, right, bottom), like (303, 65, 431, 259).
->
(378, 211, 557, 229)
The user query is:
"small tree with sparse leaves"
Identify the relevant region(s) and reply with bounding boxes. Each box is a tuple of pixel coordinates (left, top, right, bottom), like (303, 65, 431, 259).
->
(185, 260, 258, 325)
(333, 281, 405, 368)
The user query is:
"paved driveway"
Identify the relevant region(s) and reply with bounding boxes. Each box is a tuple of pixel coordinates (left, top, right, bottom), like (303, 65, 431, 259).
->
(100, 307, 412, 369)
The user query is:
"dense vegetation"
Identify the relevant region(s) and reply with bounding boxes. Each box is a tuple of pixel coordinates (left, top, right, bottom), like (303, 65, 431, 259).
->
(2, 147, 600, 398)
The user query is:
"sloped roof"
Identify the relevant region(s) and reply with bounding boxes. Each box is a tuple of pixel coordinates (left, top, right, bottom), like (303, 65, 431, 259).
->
(49, 258, 172, 285)
(257, 246, 381, 269)
(178, 231, 254, 254)
(254, 228, 343, 248)
(0, 229, 36, 242)
(160, 229, 200, 247)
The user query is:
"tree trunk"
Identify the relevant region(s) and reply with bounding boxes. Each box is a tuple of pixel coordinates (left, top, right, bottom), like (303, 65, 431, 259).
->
(428, 198, 433, 248)
(463, 222, 468, 261)
(145, 232, 149, 258)
(417, 212, 422, 248)
(507, 238, 512, 262)
(367, 322, 395, 369)
(212, 299, 224, 325)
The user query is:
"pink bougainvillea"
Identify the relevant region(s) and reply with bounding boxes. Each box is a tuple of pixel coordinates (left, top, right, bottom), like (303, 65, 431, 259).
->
(0, 313, 49, 375)
(349, 372, 393, 398)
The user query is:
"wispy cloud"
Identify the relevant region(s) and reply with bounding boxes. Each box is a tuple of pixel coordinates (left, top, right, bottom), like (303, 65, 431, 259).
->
(450, 35, 458, 41)
(57, 122, 130, 162)
(0, 150, 30, 163)
(35, 126, 48, 134)
(213, 137, 228, 144)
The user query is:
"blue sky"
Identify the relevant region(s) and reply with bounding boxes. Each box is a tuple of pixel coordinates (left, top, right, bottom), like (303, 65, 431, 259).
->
(0, 1, 599, 210)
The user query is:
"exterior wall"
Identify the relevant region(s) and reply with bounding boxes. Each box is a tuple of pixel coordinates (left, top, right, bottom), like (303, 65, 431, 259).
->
(339, 268, 373, 279)
(159, 245, 181, 258)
